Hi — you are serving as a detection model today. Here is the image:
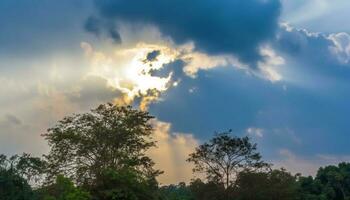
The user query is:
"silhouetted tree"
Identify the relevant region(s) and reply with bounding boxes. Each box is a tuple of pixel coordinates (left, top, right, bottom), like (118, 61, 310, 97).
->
(187, 131, 269, 191)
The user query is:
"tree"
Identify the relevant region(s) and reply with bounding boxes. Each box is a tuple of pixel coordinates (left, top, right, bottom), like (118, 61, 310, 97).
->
(39, 175, 90, 200)
(93, 168, 160, 200)
(189, 179, 226, 200)
(296, 176, 326, 200)
(295, 163, 350, 200)
(0, 153, 46, 185)
(187, 131, 269, 191)
(235, 169, 298, 200)
(0, 168, 35, 200)
(0, 154, 45, 200)
(160, 182, 195, 200)
(314, 163, 350, 200)
(42, 103, 161, 191)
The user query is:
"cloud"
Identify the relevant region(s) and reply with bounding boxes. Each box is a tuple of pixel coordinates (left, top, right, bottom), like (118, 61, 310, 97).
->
(281, 0, 350, 32)
(67, 76, 121, 110)
(0, 49, 125, 155)
(85, 16, 122, 44)
(0, 0, 91, 57)
(276, 24, 350, 70)
(246, 127, 264, 138)
(0, 77, 33, 106)
(273, 149, 350, 176)
(81, 38, 284, 111)
(88, 0, 281, 68)
(4, 114, 22, 125)
(81, 41, 176, 110)
(328, 32, 350, 64)
(281, 0, 330, 24)
(147, 120, 199, 185)
(0, 114, 45, 156)
(179, 43, 248, 78)
(257, 46, 285, 82)
(272, 128, 302, 145)
(271, 24, 350, 88)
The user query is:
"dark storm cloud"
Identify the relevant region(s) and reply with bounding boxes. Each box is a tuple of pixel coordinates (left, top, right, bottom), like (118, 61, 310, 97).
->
(88, 0, 282, 68)
(0, 0, 91, 57)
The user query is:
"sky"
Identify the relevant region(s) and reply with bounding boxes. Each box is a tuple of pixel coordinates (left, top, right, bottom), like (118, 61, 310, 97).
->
(1, 0, 350, 184)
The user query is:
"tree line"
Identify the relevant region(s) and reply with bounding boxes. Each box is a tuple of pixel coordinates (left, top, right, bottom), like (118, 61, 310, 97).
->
(1, 103, 350, 200)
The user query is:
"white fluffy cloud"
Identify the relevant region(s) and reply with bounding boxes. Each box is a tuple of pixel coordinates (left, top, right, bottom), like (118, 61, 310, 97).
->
(328, 32, 350, 64)
(258, 46, 285, 82)
(180, 43, 284, 82)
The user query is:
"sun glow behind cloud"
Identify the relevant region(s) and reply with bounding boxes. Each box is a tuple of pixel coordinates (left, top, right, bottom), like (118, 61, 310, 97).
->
(81, 42, 179, 110)
(81, 38, 286, 111)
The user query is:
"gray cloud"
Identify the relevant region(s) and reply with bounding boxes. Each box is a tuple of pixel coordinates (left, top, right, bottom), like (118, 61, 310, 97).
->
(87, 0, 281, 68)
(275, 25, 350, 79)
(68, 76, 122, 109)
(85, 16, 122, 44)
(4, 114, 22, 126)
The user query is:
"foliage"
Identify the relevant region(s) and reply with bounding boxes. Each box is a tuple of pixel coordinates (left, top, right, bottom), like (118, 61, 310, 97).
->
(39, 175, 90, 200)
(235, 169, 298, 200)
(42, 103, 161, 187)
(296, 176, 326, 200)
(0, 153, 47, 184)
(0, 153, 46, 200)
(93, 168, 160, 200)
(186, 169, 298, 200)
(189, 179, 226, 200)
(187, 131, 269, 189)
(160, 182, 195, 200)
(0, 168, 35, 200)
(297, 163, 350, 200)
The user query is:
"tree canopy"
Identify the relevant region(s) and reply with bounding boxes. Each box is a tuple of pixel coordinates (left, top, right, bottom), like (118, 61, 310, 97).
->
(43, 103, 161, 188)
(0, 154, 45, 200)
(39, 175, 90, 200)
(187, 131, 269, 189)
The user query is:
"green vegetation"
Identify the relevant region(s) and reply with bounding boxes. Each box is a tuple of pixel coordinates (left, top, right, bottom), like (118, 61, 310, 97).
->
(1, 103, 350, 200)
(39, 175, 90, 200)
